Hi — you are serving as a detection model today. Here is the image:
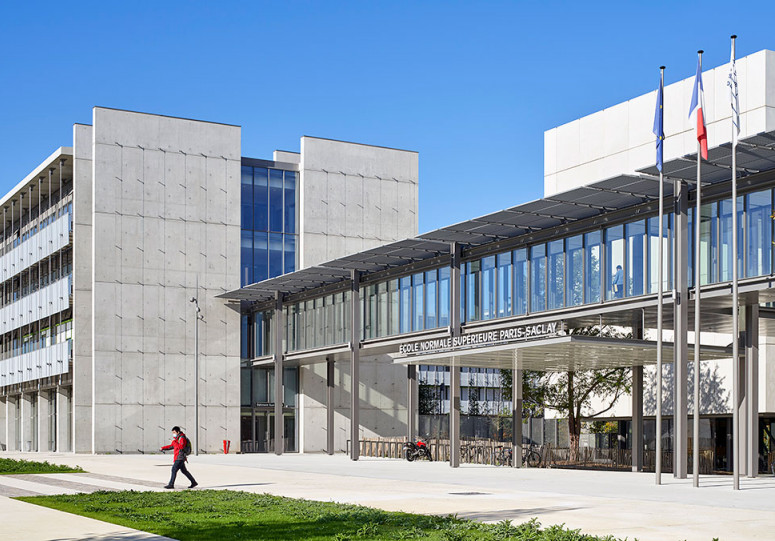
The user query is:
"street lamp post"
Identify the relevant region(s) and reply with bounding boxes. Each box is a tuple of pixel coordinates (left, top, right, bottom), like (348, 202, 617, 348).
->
(190, 294, 202, 456)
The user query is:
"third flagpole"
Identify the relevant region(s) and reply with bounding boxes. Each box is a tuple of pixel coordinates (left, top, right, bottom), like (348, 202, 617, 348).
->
(730, 33, 740, 492)
(688, 48, 708, 489)
(656, 65, 665, 485)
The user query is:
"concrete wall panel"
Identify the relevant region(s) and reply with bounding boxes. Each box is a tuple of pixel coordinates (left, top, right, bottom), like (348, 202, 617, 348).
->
(91, 108, 241, 453)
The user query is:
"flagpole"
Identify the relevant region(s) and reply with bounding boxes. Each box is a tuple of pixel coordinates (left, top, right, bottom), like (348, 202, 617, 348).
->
(730, 34, 740, 492)
(692, 50, 703, 489)
(656, 65, 665, 486)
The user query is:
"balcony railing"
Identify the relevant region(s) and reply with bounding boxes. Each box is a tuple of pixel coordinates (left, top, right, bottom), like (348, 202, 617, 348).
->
(0, 339, 71, 386)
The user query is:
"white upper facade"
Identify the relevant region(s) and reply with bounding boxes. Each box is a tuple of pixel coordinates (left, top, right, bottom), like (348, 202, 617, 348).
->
(544, 49, 775, 196)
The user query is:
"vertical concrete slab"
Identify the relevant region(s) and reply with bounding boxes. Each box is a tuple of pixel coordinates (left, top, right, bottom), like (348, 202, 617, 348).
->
(91, 108, 241, 453)
(6, 397, 17, 451)
(55, 387, 69, 452)
(72, 123, 94, 453)
(298, 137, 418, 269)
(0, 396, 5, 450)
(37, 391, 50, 452)
(20, 393, 33, 452)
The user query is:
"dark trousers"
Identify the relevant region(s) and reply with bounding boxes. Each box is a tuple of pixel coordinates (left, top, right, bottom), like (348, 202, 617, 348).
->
(168, 459, 196, 487)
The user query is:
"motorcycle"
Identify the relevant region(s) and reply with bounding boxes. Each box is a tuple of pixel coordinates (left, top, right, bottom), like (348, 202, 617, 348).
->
(403, 439, 433, 462)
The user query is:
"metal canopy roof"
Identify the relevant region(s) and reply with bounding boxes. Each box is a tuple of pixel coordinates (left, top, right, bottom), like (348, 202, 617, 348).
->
(638, 131, 775, 183)
(221, 129, 775, 305)
(219, 238, 450, 302)
(392, 335, 731, 372)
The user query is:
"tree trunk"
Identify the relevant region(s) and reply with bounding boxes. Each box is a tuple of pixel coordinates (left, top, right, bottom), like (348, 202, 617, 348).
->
(568, 372, 580, 462)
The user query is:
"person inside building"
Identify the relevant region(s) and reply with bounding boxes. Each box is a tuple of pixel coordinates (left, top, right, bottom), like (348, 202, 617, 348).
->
(612, 265, 624, 298)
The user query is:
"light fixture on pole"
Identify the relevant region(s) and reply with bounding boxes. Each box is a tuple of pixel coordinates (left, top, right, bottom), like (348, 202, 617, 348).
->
(190, 294, 202, 456)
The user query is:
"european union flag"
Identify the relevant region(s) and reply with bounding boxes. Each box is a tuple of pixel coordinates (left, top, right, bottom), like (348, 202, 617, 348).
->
(653, 73, 664, 172)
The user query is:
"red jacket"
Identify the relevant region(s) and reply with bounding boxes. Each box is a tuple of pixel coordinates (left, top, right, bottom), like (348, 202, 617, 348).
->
(161, 433, 188, 461)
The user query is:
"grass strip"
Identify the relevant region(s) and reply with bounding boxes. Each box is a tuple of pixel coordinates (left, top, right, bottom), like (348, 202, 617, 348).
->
(18, 489, 628, 540)
(0, 457, 84, 475)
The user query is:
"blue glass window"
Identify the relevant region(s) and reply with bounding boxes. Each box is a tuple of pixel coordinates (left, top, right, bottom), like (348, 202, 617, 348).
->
(241, 166, 253, 231)
(268, 232, 283, 278)
(438, 267, 450, 327)
(720, 197, 744, 282)
(746, 189, 772, 278)
(606, 226, 624, 300)
(241, 230, 253, 286)
(530, 244, 546, 312)
(496, 252, 512, 317)
(269, 169, 284, 232)
(566, 235, 583, 307)
(514, 248, 527, 315)
(253, 231, 268, 283)
(413, 273, 424, 331)
(284, 172, 297, 234)
(547, 240, 564, 310)
(626, 220, 646, 297)
(466, 261, 480, 321)
(284, 235, 296, 275)
(481, 256, 496, 320)
(647, 215, 670, 294)
(399, 276, 411, 333)
(253, 168, 268, 231)
(425, 270, 437, 329)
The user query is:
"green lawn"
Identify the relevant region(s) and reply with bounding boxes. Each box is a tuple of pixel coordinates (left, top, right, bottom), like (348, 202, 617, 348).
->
(0, 457, 84, 475)
(18, 490, 627, 541)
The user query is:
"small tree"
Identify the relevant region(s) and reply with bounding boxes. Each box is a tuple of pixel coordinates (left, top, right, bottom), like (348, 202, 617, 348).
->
(467, 387, 481, 416)
(542, 326, 632, 461)
(418, 384, 440, 416)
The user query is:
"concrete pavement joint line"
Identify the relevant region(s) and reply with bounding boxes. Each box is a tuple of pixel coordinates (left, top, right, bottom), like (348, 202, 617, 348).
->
(10, 474, 120, 494)
(81, 472, 165, 489)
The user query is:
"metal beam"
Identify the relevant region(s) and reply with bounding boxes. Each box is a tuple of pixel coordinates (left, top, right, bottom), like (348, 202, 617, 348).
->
(349, 270, 361, 461)
(274, 292, 284, 455)
(407, 365, 417, 442)
(326, 358, 335, 455)
(746, 303, 759, 477)
(512, 368, 523, 469)
(673, 178, 689, 479)
(449, 242, 462, 468)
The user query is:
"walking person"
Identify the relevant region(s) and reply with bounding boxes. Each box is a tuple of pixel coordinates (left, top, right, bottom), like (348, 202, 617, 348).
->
(161, 426, 198, 489)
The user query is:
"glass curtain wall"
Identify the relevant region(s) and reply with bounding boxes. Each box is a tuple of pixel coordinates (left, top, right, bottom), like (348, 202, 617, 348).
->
(240, 165, 298, 287)
(279, 186, 775, 355)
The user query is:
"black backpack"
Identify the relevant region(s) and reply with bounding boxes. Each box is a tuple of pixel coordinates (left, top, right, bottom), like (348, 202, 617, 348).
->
(180, 433, 192, 457)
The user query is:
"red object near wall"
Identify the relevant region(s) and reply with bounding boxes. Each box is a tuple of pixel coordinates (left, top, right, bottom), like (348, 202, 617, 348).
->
(223, 440, 231, 454)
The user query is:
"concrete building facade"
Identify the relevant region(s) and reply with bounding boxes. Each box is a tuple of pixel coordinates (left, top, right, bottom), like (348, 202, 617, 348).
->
(0, 107, 419, 454)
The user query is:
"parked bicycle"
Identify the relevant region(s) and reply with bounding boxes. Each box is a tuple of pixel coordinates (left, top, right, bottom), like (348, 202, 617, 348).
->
(494, 445, 541, 468)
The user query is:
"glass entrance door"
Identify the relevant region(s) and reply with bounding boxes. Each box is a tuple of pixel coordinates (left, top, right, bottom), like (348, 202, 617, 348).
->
(240, 365, 299, 453)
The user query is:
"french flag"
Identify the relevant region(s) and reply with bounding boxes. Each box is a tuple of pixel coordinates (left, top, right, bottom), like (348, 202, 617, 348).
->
(688, 56, 708, 160)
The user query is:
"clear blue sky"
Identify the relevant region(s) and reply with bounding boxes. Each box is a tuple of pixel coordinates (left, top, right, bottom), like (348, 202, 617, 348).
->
(2, 2, 774, 232)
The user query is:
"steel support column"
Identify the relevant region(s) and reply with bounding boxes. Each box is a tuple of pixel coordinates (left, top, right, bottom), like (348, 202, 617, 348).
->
(673, 178, 689, 479)
(632, 365, 644, 472)
(350, 270, 361, 461)
(326, 357, 335, 455)
(512, 368, 523, 468)
(449, 242, 462, 468)
(745, 303, 759, 477)
(407, 365, 417, 441)
(273, 292, 284, 455)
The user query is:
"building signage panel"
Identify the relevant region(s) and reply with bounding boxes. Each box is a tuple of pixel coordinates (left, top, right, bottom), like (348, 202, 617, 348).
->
(398, 321, 562, 356)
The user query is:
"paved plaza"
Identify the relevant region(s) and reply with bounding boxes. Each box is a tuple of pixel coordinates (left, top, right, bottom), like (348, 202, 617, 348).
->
(2, 451, 774, 540)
